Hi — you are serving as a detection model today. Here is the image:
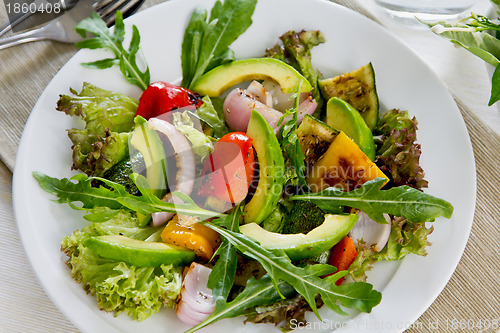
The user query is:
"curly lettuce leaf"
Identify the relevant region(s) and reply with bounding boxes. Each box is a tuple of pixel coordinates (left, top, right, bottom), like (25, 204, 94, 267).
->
(172, 111, 214, 164)
(375, 109, 428, 190)
(196, 96, 230, 138)
(57, 83, 138, 176)
(349, 217, 433, 282)
(265, 30, 326, 114)
(61, 210, 181, 321)
(57, 82, 138, 133)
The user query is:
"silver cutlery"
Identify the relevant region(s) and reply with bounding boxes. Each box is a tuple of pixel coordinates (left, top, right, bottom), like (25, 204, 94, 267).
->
(0, 0, 79, 37)
(0, 0, 144, 50)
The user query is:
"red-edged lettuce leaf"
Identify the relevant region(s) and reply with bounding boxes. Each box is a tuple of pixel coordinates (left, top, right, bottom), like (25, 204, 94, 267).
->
(375, 109, 428, 190)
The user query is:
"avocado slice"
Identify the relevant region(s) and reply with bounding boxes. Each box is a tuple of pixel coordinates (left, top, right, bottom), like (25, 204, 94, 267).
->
(129, 117, 168, 225)
(191, 58, 312, 97)
(326, 97, 376, 161)
(240, 214, 358, 260)
(243, 110, 285, 224)
(84, 235, 195, 267)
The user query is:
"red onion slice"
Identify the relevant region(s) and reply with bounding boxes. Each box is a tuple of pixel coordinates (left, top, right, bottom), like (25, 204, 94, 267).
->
(246, 80, 273, 107)
(261, 80, 308, 112)
(223, 88, 282, 132)
(176, 299, 211, 326)
(176, 263, 215, 325)
(349, 211, 391, 252)
(147, 117, 196, 226)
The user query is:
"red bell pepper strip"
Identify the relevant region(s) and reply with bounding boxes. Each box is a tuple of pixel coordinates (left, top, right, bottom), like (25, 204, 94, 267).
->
(136, 81, 202, 119)
(199, 132, 255, 203)
(327, 236, 358, 286)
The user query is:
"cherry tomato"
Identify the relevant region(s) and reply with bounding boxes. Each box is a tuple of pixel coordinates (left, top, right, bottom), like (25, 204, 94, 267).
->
(199, 132, 255, 203)
(136, 81, 203, 119)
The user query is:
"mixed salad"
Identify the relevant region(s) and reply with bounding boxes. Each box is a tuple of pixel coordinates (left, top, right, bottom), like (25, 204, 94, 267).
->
(34, 0, 454, 331)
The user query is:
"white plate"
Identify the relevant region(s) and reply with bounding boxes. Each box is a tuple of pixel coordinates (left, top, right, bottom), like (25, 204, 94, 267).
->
(12, 0, 476, 332)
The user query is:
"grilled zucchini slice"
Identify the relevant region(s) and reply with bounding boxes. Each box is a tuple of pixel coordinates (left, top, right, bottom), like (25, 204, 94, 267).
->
(297, 115, 338, 169)
(318, 63, 379, 130)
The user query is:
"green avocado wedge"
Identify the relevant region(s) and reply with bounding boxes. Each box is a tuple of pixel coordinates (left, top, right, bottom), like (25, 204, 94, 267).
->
(84, 235, 195, 267)
(191, 58, 312, 97)
(326, 97, 376, 161)
(243, 110, 285, 224)
(240, 214, 358, 260)
(129, 117, 168, 225)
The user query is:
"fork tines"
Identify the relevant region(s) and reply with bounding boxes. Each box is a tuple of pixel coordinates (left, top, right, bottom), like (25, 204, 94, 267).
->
(95, 0, 145, 26)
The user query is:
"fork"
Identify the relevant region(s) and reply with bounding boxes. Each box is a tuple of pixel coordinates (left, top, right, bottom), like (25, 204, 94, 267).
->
(0, 0, 144, 50)
(0, 0, 79, 37)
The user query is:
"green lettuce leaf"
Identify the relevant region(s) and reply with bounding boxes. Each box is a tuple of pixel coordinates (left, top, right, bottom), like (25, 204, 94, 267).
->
(57, 83, 138, 176)
(196, 96, 230, 138)
(61, 210, 180, 321)
(244, 293, 323, 331)
(172, 111, 214, 164)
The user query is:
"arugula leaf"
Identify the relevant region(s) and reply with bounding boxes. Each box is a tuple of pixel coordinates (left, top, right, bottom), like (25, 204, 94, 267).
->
(115, 176, 221, 220)
(203, 223, 382, 319)
(278, 87, 308, 187)
(428, 16, 500, 67)
(75, 11, 150, 90)
(428, 14, 500, 105)
(207, 205, 242, 304)
(181, 0, 258, 89)
(33, 172, 221, 221)
(186, 275, 296, 333)
(181, 7, 208, 88)
(34, 172, 129, 210)
(490, 63, 500, 105)
(291, 178, 453, 224)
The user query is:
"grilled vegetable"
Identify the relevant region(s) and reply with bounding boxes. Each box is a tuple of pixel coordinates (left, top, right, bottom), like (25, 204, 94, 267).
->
(161, 215, 220, 261)
(319, 63, 379, 130)
(296, 114, 338, 169)
(306, 131, 388, 192)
